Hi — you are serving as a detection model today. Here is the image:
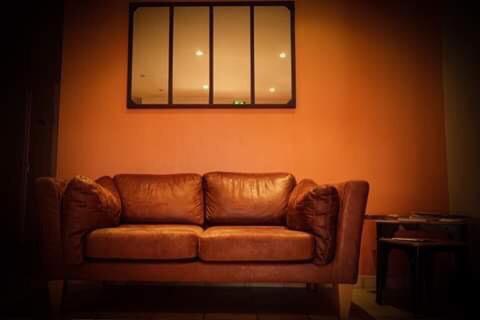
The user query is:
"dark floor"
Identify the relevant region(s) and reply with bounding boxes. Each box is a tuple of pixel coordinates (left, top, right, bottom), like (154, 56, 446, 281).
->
(5, 282, 373, 320)
(67, 282, 375, 320)
(4, 282, 468, 320)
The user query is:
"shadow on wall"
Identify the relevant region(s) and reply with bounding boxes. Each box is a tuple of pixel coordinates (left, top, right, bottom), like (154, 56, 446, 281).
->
(442, 1, 480, 287)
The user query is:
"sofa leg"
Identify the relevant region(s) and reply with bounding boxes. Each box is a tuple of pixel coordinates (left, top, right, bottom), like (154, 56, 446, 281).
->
(48, 280, 64, 318)
(307, 283, 320, 292)
(335, 284, 352, 320)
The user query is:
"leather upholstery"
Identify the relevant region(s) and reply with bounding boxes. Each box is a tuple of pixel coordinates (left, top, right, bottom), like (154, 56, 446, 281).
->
(86, 224, 203, 261)
(204, 172, 296, 225)
(287, 179, 340, 265)
(287, 179, 318, 230)
(62, 176, 121, 265)
(331, 181, 369, 283)
(35, 177, 66, 279)
(37, 173, 369, 286)
(96, 176, 122, 204)
(199, 226, 314, 262)
(114, 174, 203, 225)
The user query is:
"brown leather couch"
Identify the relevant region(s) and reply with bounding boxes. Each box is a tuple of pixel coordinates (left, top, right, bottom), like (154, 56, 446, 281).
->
(36, 172, 369, 320)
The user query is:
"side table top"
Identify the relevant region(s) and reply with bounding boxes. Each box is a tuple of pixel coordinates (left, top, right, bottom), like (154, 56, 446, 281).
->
(365, 214, 468, 225)
(379, 237, 467, 247)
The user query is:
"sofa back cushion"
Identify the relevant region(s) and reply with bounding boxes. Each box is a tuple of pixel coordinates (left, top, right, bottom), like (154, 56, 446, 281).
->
(114, 174, 204, 225)
(287, 179, 340, 265)
(204, 172, 296, 225)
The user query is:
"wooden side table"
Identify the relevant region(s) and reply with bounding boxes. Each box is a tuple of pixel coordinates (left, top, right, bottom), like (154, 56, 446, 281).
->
(376, 238, 469, 312)
(366, 215, 470, 312)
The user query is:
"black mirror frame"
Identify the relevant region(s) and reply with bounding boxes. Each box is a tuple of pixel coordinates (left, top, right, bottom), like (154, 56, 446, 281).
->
(127, 1, 296, 109)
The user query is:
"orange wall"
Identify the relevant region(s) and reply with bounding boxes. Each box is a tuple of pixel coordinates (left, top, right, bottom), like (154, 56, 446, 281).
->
(57, 0, 449, 275)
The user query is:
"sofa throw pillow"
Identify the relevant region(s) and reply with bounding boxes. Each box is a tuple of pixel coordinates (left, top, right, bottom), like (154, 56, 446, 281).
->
(62, 175, 121, 264)
(287, 179, 339, 265)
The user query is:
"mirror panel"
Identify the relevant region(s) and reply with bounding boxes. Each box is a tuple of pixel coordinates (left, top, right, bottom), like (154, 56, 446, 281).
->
(254, 6, 292, 104)
(131, 7, 170, 105)
(173, 7, 210, 104)
(213, 7, 251, 105)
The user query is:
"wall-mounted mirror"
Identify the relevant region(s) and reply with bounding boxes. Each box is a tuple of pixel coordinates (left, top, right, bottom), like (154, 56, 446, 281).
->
(127, 2, 295, 109)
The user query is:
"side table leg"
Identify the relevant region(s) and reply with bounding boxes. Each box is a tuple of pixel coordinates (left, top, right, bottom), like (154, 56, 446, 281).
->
(376, 242, 389, 305)
(454, 247, 469, 303)
(424, 251, 434, 309)
(410, 247, 423, 314)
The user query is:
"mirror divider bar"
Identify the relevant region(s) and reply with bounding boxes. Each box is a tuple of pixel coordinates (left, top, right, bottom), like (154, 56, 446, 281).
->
(250, 5, 255, 105)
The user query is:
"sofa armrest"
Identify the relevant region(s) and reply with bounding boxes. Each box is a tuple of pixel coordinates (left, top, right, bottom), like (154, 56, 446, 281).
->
(62, 176, 121, 265)
(332, 180, 369, 283)
(35, 177, 66, 280)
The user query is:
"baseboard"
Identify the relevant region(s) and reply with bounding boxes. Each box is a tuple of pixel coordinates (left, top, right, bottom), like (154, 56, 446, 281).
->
(102, 278, 381, 290)
(354, 275, 376, 290)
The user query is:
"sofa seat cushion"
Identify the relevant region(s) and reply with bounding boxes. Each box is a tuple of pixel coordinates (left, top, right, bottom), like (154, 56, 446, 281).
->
(85, 224, 203, 261)
(199, 226, 314, 262)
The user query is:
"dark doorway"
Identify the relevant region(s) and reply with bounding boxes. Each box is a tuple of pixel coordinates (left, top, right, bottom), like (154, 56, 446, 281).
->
(3, 0, 63, 315)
